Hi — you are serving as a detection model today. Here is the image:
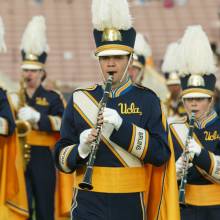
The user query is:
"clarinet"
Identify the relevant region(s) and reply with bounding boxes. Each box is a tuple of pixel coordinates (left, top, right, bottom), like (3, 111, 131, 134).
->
(179, 111, 196, 205)
(79, 73, 113, 190)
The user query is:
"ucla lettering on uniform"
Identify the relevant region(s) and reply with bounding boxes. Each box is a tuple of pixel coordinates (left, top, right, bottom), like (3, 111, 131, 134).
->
(36, 97, 49, 106)
(118, 102, 142, 115)
(204, 130, 220, 141)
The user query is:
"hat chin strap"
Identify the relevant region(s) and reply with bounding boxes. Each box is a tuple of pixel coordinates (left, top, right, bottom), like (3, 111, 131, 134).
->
(119, 54, 133, 83)
(98, 54, 133, 86)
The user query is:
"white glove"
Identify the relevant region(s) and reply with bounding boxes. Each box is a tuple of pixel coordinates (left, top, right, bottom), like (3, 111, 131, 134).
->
(188, 139, 202, 156)
(18, 106, 40, 123)
(78, 129, 93, 159)
(176, 156, 193, 180)
(103, 108, 122, 131)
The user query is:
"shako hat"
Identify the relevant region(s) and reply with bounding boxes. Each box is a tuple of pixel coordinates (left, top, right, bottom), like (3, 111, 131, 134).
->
(92, 0, 136, 57)
(133, 32, 152, 69)
(162, 42, 181, 86)
(177, 25, 216, 98)
(20, 16, 48, 70)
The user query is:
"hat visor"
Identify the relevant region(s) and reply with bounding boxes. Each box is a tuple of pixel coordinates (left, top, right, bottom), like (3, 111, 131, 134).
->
(97, 49, 130, 57)
(182, 92, 211, 99)
(166, 79, 181, 85)
(21, 63, 43, 70)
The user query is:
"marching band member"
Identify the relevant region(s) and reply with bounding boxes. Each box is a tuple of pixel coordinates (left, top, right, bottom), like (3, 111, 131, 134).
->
(129, 32, 169, 102)
(55, 0, 180, 220)
(12, 16, 65, 220)
(170, 25, 220, 220)
(162, 42, 185, 123)
(0, 16, 29, 220)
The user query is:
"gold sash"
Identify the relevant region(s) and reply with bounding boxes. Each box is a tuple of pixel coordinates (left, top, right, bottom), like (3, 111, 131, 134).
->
(75, 166, 147, 193)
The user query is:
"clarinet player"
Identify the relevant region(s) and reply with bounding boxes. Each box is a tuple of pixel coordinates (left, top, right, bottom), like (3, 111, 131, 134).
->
(170, 25, 220, 220)
(55, 0, 180, 219)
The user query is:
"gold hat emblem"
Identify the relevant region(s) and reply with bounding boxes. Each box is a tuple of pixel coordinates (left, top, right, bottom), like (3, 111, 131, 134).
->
(187, 74, 205, 87)
(25, 53, 38, 61)
(102, 28, 122, 42)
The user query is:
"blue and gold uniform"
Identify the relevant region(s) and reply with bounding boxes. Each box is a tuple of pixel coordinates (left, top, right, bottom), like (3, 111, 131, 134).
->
(23, 85, 64, 220)
(171, 25, 220, 220)
(55, 79, 176, 220)
(170, 112, 220, 219)
(16, 15, 67, 220)
(0, 87, 29, 220)
(54, 0, 180, 219)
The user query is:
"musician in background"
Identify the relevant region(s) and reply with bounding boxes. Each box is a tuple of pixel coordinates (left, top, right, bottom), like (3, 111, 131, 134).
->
(55, 0, 180, 220)
(129, 32, 170, 103)
(161, 42, 185, 123)
(12, 16, 65, 220)
(0, 17, 28, 219)
(128, 32, 150, 83)
(169, 26, 220, 220)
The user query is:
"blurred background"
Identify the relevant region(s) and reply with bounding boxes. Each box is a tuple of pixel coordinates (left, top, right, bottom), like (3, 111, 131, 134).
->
(0, 0, 219, 98)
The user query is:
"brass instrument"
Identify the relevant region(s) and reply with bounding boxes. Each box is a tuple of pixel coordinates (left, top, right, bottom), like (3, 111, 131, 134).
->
(179, 111, 195, 205)
(16, 77, 32, 168)
(79, 73, 113, 190)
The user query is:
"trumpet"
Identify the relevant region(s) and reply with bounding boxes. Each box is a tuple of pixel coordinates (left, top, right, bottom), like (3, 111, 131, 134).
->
(16, 76, 31, 169)
(79, 73, 113, 190)
(179, 111, 195, 205)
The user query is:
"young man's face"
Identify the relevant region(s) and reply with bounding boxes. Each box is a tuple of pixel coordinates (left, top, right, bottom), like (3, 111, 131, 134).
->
(183, 97, 212, 120)
(22, 69, 43, 89)
(99, 55, 131, 88)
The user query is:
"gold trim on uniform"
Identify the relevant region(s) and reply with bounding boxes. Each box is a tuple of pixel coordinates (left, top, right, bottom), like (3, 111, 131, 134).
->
(73, 102, 128, 167)
(128, 124, 136, 152)
(209, 152, 215, 175)
(128, 125, 149, 159)
(83, 91, 98, 107)
(26, 130, 57, 149)
(48, 115, 62, 131)
(161, 103, 167, 131)
(75, 166, 147, 193)
(185, 184, 220, 205)
(115, 78, 132, 97)
(59, 145, 76, 173)
(0, 116, 8, 135)
(95, 44, 133, 55)
(170, 123, 218, 183)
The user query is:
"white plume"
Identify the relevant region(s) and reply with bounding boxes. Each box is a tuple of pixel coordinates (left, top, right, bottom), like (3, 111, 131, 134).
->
(162, 42, 179, 73)
(177, 25, 216, 76)
(134, 33, 152, 58)
(0, 17, 7, 53)
(92, 0, 132, 31)
(20, 16, 48, 55)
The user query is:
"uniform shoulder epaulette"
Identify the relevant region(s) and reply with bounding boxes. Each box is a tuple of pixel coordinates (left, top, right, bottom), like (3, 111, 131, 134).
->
(48, 89, 67, 106)
(48, 89, 63, 96)
(134, 83, 158, 96)
(170, 116, 187, 125)
(74, 84, 98, 92)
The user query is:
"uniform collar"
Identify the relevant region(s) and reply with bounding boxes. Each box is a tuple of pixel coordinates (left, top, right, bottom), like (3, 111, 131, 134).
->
(108, 77, 133, 98)
(194, 110, 218, 129)
(25, 85, 44, 100)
